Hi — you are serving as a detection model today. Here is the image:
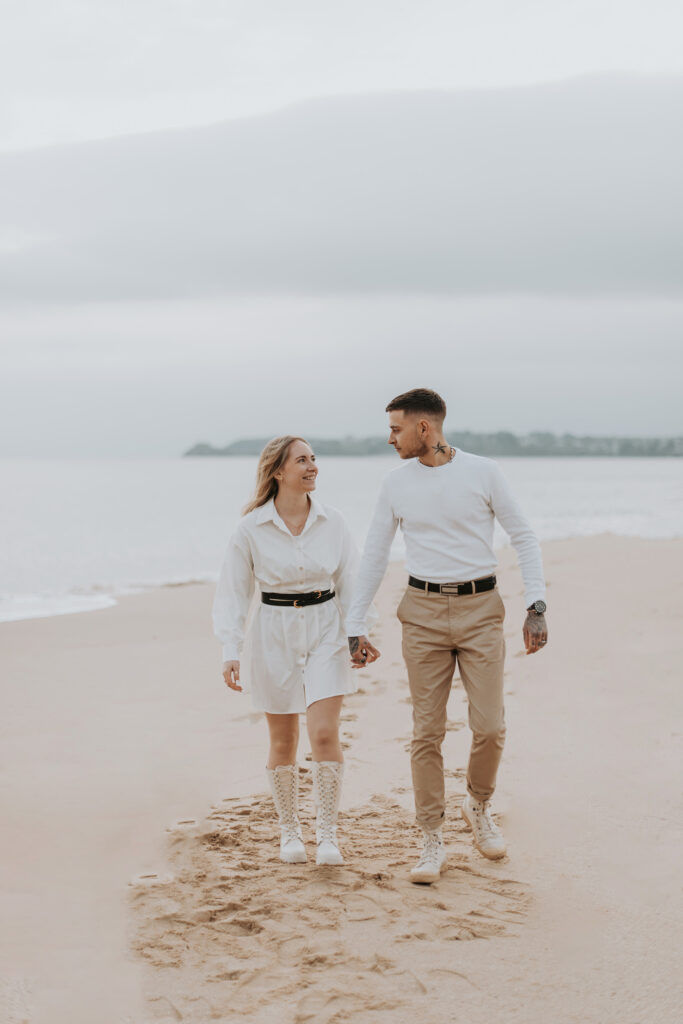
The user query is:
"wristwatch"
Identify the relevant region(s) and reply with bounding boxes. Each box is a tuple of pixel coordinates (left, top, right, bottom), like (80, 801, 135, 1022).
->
(527, 600, 547, 615)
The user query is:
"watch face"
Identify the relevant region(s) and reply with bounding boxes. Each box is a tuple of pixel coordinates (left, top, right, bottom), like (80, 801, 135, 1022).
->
(534, 600, 547, 614)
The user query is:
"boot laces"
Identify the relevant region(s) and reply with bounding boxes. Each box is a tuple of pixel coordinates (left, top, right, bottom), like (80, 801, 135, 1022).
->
(315, 764, 340, 844)
(282, 821, 302, 844)
(273, 767, 301, 841)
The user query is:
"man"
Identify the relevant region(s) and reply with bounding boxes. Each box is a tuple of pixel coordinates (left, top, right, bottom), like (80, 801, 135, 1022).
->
(346, 388, 547, 884)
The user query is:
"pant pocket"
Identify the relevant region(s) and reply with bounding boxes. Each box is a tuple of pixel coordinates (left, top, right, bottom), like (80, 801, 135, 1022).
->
(396, 587, 411, 623)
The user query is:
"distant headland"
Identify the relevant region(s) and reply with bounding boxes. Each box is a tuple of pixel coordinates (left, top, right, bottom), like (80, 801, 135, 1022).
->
(184, 433, 683, 458)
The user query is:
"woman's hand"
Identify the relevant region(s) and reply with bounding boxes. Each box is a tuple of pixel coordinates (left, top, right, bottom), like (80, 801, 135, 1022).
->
(222, 661, 243, 692)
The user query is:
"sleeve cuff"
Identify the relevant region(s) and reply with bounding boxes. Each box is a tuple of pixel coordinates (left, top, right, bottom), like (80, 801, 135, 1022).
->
(221, 643, 241, 663)
(345, 620, 368, 638)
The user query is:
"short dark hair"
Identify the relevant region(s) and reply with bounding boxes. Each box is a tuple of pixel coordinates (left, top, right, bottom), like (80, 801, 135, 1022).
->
(385, 388, 447, 420)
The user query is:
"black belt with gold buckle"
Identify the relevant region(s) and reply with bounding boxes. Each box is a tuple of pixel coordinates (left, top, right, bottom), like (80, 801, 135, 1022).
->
(408, 575, 496, 596)
(261, 590, 335, 608)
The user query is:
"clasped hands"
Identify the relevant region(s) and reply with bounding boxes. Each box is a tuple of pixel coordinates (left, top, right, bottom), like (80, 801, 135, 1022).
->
(347, 635, 381, 669)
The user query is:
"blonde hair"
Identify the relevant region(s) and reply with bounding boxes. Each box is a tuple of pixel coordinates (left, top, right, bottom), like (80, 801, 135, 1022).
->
(243, 435, 310, 515)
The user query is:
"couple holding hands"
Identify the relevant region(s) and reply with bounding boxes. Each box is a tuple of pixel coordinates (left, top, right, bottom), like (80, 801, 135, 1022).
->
(213, 388, 547, 884)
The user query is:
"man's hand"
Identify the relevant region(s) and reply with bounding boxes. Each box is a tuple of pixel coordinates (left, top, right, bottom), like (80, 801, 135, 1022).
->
(523, 613, 548, 655)
(348, 635, 381, 669)
(222, 660, 243, 691)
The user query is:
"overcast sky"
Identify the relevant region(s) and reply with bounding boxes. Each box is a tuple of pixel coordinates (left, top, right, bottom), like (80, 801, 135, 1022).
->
(2, 0, 683, 151)
(2, 1, 682, 456)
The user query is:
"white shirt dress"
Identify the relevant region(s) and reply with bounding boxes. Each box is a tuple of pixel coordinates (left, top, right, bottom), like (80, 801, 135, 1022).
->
(212, 496, 364, 714)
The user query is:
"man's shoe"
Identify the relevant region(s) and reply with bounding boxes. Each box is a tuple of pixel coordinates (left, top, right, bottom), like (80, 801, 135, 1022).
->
(410, 828, 448, 884)
(461, 794, 507, 859)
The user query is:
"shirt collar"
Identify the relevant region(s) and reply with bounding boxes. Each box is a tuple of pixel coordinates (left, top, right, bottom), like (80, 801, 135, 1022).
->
(255, 495, 327, 534)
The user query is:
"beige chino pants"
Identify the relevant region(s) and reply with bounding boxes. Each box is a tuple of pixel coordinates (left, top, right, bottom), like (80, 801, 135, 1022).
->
(397, 584, 507, 831)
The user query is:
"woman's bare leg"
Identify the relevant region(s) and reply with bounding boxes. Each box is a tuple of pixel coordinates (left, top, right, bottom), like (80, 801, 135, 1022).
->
(306, 695, 344, 762)
(265, 712, 300, 769)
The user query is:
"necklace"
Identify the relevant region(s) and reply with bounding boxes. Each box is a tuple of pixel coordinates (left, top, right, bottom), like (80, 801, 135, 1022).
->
(276, 498, 310, 535)
(282, 514, 307, 536)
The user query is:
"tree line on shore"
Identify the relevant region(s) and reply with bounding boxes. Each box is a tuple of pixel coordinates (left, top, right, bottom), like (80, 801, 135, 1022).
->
(185, 432, 683, 458)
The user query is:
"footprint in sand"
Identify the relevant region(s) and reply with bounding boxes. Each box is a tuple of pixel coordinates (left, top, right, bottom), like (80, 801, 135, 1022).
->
(130, 790, 530, 1022)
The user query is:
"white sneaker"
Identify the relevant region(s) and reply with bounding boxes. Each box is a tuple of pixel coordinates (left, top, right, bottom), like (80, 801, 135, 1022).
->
(312, 761, 344, 866)
(410, 828, 448, 884)
(461, 794, 507, 859)
(267, 765, 307, 864)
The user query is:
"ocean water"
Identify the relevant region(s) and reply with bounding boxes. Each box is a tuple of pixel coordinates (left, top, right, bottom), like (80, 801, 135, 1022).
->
(1, 456, 682, 622)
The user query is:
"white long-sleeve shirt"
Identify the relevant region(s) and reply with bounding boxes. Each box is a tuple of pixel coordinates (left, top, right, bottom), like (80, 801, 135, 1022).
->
(212, 495, 373, 713)
(213, 495, 359, 662)
(345, 450, 546, 636)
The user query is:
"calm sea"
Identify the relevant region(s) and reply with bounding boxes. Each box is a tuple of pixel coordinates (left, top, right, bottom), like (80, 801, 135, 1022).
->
(1, 456, 682, 622)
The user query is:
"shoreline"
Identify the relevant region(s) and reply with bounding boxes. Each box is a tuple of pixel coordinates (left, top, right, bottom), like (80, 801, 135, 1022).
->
(3, 530, 683, 626)
(2, 535, 682, 1022)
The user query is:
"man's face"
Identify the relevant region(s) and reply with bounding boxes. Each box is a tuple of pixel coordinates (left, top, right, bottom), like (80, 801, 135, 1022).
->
(387, 410, 428, 459)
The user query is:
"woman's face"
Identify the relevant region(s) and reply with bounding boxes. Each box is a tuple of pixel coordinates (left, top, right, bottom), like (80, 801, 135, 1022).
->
(277, 440, 318, 493)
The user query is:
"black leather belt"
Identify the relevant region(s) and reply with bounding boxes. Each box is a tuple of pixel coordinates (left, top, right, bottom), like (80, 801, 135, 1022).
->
(261, 589, 335, 608)
(408, 575, 496, 596)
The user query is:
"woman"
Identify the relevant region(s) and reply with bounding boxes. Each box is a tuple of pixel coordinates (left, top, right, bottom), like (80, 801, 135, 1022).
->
(212, 436, 378, 866)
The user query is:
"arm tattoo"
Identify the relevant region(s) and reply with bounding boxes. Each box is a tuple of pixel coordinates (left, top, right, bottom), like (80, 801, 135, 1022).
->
(348, 637, 360, 655)
(432, 441, 447, 454)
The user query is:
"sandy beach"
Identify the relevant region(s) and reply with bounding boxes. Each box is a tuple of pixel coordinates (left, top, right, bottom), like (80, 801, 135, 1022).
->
(2, 535, 682, 1024)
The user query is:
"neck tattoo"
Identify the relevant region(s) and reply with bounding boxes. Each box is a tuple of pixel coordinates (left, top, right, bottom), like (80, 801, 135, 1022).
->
(420, 444, 456, 466)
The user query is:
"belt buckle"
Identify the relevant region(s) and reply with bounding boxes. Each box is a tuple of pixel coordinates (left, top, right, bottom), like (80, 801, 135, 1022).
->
(440, 582, 461, 595)
(315, 591, 322, 599)
(293, 599, 302, 608)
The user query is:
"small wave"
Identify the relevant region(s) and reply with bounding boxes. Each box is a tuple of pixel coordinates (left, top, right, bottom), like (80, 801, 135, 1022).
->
(0, 574, 219, 624)
(0, 592, 118, 623)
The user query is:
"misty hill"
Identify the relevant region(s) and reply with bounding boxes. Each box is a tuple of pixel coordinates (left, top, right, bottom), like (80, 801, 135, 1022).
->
(1, 75, 682, 301)
(185, 434, 683, 458)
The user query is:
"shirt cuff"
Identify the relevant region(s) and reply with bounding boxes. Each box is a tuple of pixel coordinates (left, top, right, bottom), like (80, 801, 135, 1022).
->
(524, 589, 546, 608)
(222, 643, 241, 663)
(345, 619, 368, 637)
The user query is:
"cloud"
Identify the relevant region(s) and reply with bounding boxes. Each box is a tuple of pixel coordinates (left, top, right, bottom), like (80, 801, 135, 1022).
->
(1, 75, 682, 301)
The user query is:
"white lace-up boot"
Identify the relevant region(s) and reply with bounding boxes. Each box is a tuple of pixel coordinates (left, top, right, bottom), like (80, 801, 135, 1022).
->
(461, 793, 507, 859)
(312, 761, 344, 866)
(266, 764, 307, 863)
(410, 827, 448, 884)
